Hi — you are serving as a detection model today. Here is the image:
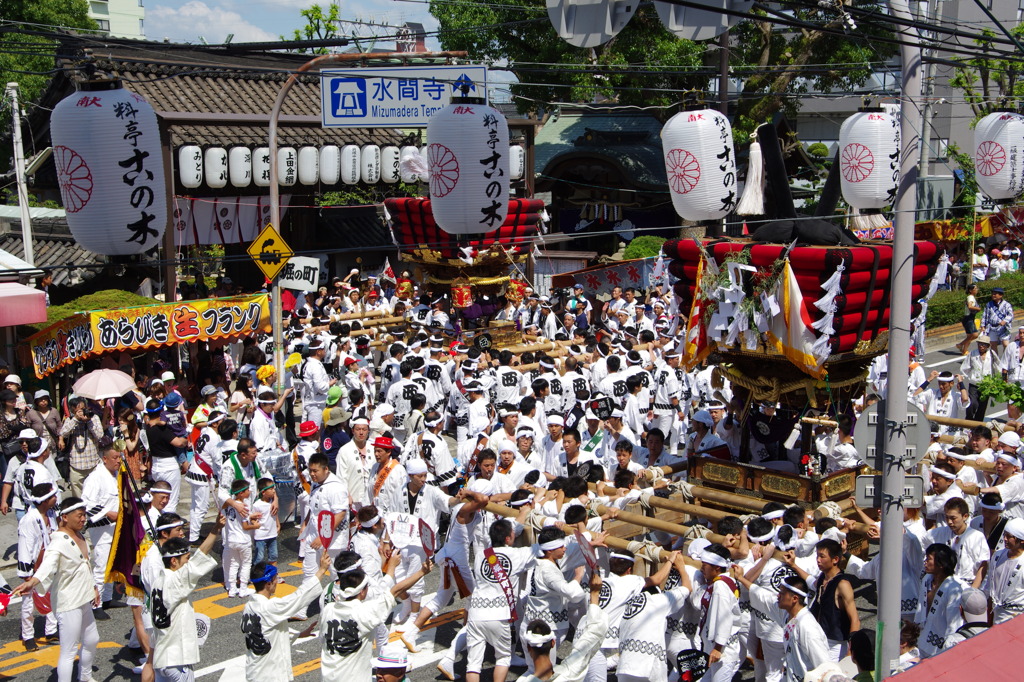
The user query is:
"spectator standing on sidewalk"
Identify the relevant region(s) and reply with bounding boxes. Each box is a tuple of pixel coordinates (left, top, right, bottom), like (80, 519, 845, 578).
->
(59, 397, 103, 497)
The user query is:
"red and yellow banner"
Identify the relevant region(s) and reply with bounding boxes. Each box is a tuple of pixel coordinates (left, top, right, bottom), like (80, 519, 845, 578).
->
(27, 295, 271, 378)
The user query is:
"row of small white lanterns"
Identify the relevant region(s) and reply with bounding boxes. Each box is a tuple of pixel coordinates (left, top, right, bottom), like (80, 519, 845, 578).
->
(178, 143, 527, 189)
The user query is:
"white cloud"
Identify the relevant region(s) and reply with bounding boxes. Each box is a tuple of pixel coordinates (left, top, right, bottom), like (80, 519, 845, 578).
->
(149, 1, 278, 43)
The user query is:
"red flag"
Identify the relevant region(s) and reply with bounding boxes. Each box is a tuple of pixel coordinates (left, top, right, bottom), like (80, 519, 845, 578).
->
(105, 467, 149, 600)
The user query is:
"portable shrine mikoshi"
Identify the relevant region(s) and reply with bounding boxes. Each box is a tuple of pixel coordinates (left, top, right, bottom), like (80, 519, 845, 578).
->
(663, 238, 945, 408)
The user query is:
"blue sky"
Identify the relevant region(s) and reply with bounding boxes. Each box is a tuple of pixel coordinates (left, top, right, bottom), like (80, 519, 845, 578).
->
(145, 0, 438, 46)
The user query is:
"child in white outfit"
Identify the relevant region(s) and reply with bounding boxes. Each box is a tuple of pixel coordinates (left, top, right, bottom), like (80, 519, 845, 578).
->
(224, 478, 260, 597)
(252, 478, 279, 566)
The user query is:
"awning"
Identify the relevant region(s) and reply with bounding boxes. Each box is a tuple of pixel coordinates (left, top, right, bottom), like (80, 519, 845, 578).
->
(0, 282, 47, 326)
(24, 294, 272, 378)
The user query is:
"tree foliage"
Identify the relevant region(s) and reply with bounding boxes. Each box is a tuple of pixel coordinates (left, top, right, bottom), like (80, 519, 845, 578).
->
(428, 1, 706, 112)
(730, 1, 895, 142)
(949, 26, 1024, 121)
(284, 3, 344, 54)
(0, 0, 97, 106)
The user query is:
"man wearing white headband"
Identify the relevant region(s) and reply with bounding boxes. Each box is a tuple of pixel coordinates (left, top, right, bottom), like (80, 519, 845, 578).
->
(3, 430, 55, 521)
(415, 411, 458, 491)
(16, 482, 59, 650)
(650, 349, 684, 456)
(984, 516, 1024, 623)
(741, 516, 797, 682)
(520, 572, 607, 682)
(695, 543, 743, 682)
(925, 461, 966, 525)
(337, 417, 372, 508)
(963, 447, 1024, 521)
(730, 563, 830, 682)
(922, 370, 971, 429)
(937, 447, 979, 515)
(493, 350, 525, 408)
(13, 497, 100, 682)
(970, 492, 1008, 554)
(924, 497, 990, 586)
(82, 443, 121, 615)
(521, 528, 588, 672)
(300, 453, 351, 583)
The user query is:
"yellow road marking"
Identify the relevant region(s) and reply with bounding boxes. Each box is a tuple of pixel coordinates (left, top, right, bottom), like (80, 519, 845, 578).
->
(195, 568, 304, 592)
(0, 642, 119, 676)
(292, 657, 322, 676)
(194, 582, 298, 619)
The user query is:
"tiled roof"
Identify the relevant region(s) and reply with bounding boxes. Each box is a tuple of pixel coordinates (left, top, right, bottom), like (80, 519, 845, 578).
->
(0, 229, 104, 287)
(534, 106, 665, 176)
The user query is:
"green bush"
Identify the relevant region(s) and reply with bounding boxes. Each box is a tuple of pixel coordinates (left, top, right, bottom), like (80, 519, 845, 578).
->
(31, 290, 157, 331)
(807, 142, 830, 159)
(623, 236, 666, 260)
(925, 271, 1024, 329)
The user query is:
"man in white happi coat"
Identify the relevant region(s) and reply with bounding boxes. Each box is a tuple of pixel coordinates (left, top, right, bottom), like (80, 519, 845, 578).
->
(916, 543, 965, 657)
(300, 453, 350, 579)
(384, 362, 418, 442)
(298, 339, 336, 428)
(149, 516, 225, 682)
(186, 413, 223, 544)
(693, 544, 743, 682)
(521, 528, 588, 671)
(337, 418, 372, 508)
(924, 496, 990, 586)
(218, 438, 277, 514)
(650, 349, 684, 454)
(16, 482, 58, 647)
(417, 412, 458, 490)
(241, 553, 329, 681)
(983, 516, 1024, 623)
(368, 436, 408, 513)
(465, 381, 493, 438)
(520, 575, 607, 682)
(921, 371, 971, 433)
(615, 551, 693, 682)
(249, 391, 286, 460)
(82, 445, 120, 607)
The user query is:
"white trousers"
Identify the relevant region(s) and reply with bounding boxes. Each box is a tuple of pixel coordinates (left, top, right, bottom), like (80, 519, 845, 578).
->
(20, 583, 57, 640)
(395, 545, 426, 601)
(151, 458, 182, 512)
(56, 602, 99, 682)
(466, 619, 513, 673)
(155, 665, 195, 682)
(653, 412, 680, 453)
(303, 402, 325, 428)
(187, 477, 212, 543)
(86, 526, 114, 602)
(224, 541, 252, 593)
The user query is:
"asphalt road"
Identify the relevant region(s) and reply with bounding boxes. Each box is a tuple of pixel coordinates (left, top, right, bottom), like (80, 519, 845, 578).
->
(0, 334, 978, 681)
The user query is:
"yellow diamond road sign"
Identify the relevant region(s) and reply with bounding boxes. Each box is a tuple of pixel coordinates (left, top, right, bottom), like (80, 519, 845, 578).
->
(248, 223, 294, 281)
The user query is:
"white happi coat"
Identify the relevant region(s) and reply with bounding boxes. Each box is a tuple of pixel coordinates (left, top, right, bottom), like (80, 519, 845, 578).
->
(924, 525, 991, 584)
(318, 587, 397, 680)
(617, 586, 691, 682)
(151, 550, 218, 670)
(915, 574, 965, 658)
(748, 585, 830, 682)
(984, 548, 1024, 624)
(241, 576, 324, 681)
(523, 559, 586, 636)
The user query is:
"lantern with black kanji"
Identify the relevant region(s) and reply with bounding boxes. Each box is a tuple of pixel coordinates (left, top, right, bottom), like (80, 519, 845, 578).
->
(661, 108, 737, 221)
(975, 110, 1024, 202)
(50, 80, 168, 255)
(838, 108, 900, 210)
(426, 97, 510, 234)
(381, 146, 401, 184)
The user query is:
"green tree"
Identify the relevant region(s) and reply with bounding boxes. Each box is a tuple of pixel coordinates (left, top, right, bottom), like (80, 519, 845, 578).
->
(730, 2, 895, 142)
(949, 26, 1024, 120)
(284, 3, 344, 54)
(428, 1, 707, 111)
(0, 0, 97, 105)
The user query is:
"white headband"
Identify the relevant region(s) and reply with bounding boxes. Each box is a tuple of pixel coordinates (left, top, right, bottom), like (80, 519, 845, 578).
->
(929, 465, 957, 480)
(980, 499, 1005, 511)
(700, 550, 731, 568)
(338, 576, 370, 599)
(539, 539, 565, 552)
(997, 452, 1023, 468)
(425, 416, 443, 427)
(762, 510, 785, 521)
(337, 562, 362, 574)
(609, 552, 634, 562)
(162, 545, 190, 558)
(360, 515, 381, 528)
(30, 488, 58, 505)
(509, 497, 532, 508)
(208, 413, 226, 425)
(257, 398, 276, 404)
(523, 630, 555, 648)
(155, 519, 185, 532)
(60, 501, 86, 515)
(747, 528, 775, 544)
(780, 581, 808, 598)
(944, 452, 970, 461)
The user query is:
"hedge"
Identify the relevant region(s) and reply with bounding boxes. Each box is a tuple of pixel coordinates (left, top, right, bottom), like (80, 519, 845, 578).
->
(926, 271, 1024, 329)
(31, 290, 157, 331)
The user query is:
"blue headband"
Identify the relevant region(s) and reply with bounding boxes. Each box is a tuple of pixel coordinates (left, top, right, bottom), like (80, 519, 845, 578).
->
(251, 563, 278, 585)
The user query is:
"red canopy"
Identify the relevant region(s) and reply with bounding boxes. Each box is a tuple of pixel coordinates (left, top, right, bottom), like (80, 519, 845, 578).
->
(891, 615, 1024, 681)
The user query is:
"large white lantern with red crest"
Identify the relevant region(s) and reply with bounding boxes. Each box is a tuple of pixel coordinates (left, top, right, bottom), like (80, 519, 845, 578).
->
(51, 80, 168, 255)
(838, 108, 900, 210)
(661, 108, 737, 221)
(426, 97, 510, 234)
(975, 110, 1024, 202)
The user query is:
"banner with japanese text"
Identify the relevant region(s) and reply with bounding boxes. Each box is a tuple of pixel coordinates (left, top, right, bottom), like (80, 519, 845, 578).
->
(27, 295, 271, 378)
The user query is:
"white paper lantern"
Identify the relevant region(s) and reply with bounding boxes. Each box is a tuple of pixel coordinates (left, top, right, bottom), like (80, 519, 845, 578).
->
(253, 147, 271, 187)
(228, 147, 252, 188)
(510, 145, 525, 180)
(340, 145, 360, 185)
(380, 146, 401, 184)
(204, 147, 228, 189)
(277, 147, 297, 186)
(361, 145, 381, 184)
(320, 145, 340, 185)
(426, 99, 511, 235)
(400, 145, 422, 183)
(975, 111, 1024, 202)
(838, 109, 900, 210)
(178, 145, 203, 189)
(297, 146, 319, 185)
(50, 81, 168, 255)
(661, 108, 737, 221)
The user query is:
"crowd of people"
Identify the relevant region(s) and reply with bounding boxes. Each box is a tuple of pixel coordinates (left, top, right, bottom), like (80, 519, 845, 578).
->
(2, 271, 1023, 682)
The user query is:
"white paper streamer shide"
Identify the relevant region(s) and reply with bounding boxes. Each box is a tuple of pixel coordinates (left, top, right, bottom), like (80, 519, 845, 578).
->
(51, 81, 168, 255)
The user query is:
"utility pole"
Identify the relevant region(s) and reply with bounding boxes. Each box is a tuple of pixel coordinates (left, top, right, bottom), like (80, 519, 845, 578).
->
(5, 82, 35, 266)
(878, 0, 921, 677)
(917, 0, 937, 180)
